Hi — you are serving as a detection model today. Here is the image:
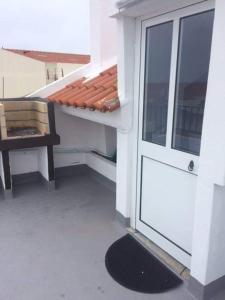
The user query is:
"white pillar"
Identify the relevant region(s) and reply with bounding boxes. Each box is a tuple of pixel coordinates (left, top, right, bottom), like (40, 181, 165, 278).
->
(191, 0, 225, 288)
(117, 15, 136, 106)
(0, 152, 6, 189)
(104, 126, 117, 156)
(115, 15, 136, 222)
(116, 130, 133, 219)
(38, 147, 50, 181)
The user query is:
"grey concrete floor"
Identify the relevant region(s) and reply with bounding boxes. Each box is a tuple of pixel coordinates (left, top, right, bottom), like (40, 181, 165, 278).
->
(0, 171, 224, 300)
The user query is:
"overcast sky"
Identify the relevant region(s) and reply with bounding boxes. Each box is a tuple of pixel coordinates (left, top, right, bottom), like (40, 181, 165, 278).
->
(0, 0, 90, 54)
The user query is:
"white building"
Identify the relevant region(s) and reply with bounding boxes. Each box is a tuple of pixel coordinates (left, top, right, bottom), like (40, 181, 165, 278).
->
(2, 0, 225, 299)
(0, 48, 90, 97)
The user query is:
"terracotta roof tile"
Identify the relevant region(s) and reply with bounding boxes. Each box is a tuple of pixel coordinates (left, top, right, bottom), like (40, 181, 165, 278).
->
(48, 65, 120, 112)
(84, 87, 116, 107)
(94, 91, 118, 111)
(64, 87, 89, 102)
(4, 48, 90, 64)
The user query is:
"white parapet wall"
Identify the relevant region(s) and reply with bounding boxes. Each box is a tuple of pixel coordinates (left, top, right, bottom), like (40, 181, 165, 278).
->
(86, 152, 116, 182)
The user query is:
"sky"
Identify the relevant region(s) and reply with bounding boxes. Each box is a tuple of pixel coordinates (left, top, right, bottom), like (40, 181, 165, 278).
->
(0, 0, 90, 54)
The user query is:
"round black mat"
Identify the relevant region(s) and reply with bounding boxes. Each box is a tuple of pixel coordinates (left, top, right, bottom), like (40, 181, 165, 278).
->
(105, 234, 183, 294)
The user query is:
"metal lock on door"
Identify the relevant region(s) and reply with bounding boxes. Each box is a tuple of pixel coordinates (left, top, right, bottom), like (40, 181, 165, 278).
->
(188, 160, 194, 172)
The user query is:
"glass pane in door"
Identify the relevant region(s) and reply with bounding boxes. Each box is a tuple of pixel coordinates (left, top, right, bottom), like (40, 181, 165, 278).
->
(172, 10, 214, 155)
(143, 22, 173, 146)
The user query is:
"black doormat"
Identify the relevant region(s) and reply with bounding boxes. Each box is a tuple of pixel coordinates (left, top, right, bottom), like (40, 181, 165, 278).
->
(105, 234, 183, 294)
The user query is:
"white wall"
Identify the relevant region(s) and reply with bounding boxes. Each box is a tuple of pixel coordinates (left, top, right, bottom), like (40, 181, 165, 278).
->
(57, 63, 84, 77)
(206, 185, 225, 283)
(54, 105, 116, 168)
(9, 150, 38, 175)
(190, 0, 225, 286)
(54, 104, 117, 180)
(46, 62, 84, 84)
(0, 49, 87, 98)
(89, 0, 118, 67)
(0, 49, 46, 97)
(28, 64, 93, 99)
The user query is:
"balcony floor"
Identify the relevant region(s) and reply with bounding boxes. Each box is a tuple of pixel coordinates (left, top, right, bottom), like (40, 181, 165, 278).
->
(0, 169, 223, 300)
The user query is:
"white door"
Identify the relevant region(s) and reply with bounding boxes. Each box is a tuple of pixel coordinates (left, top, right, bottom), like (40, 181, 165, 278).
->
(136, 3, 215, 267)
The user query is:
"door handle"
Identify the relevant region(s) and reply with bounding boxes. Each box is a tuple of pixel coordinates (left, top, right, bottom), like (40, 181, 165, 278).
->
(188, 160, 194, 172)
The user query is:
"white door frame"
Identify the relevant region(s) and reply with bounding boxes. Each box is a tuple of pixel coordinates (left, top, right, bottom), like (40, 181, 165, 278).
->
(131, 0, 215, 267)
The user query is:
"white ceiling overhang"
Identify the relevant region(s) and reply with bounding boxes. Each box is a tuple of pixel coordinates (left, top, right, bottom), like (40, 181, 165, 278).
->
(114, 0, 209, 18)
(116, 0, 145, 9)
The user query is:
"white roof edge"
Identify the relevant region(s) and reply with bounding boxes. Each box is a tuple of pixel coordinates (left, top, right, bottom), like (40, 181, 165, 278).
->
(116, 0, 145, 9)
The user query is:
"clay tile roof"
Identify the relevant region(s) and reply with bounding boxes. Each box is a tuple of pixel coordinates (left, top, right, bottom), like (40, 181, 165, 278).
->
(48, 65, 120, 113)
(4, 48, 90, 64)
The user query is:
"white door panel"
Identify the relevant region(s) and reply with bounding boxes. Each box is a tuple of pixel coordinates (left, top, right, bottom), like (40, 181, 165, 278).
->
(136, 2, 215, 267)
(140, 157, 196, 254)
(140, 141, 199, 174)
